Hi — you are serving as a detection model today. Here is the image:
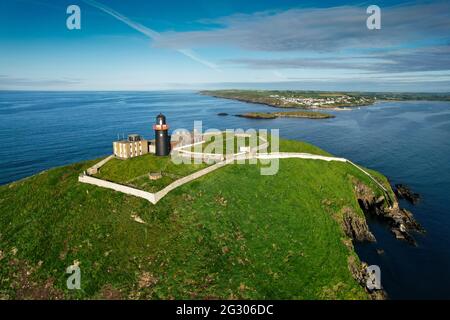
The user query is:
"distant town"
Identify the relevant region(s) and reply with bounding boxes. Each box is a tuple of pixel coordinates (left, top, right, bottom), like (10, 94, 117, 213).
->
(201, 90, 450, 110)
(268, 94, 372, 109)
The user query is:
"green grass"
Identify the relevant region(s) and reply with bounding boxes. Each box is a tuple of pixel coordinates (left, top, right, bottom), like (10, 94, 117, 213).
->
(94, 153, 209, 192)
(274, 111, 335, 119)
(201, 134, 255, 154)
(0, 138, 390, 299)
(179, 133, 263, 155)
(236, 111, 335, 119)
(237, 112, 278, 119)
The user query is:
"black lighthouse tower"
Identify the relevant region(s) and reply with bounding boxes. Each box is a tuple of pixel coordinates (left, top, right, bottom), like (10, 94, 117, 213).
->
(153, 113, 170, 156)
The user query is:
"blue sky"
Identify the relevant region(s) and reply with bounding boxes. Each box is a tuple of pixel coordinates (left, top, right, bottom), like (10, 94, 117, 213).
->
(1, 0, 449, 91)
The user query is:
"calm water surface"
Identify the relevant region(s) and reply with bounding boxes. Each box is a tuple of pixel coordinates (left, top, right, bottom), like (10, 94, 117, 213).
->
(0, 91, 449, 299)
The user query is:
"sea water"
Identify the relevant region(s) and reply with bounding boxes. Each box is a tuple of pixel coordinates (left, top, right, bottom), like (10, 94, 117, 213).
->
(1, 90, 449, 299)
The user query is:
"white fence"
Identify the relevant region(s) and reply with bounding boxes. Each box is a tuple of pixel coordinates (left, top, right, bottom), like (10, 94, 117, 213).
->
(79, 134, 389, 205)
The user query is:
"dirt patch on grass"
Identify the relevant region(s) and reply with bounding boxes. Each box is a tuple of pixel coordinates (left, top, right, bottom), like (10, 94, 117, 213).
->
(8, 258, 64, 300)
(138, 272, 158, 289)
(99, 284, 122, 300)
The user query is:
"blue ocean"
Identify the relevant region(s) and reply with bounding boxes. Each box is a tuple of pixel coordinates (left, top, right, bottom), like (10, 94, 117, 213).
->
(0, 91, 449, 299)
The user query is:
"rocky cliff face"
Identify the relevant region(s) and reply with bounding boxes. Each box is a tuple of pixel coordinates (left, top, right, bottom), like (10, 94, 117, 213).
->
(343, 179, 424, 300)
(353, 179, 424, 246)
(347, 255, 387, 300)
(341, 207, 376, 242)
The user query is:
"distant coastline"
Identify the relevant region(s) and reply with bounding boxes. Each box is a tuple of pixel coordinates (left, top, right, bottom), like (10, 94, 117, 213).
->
(200, 90, 450, 112)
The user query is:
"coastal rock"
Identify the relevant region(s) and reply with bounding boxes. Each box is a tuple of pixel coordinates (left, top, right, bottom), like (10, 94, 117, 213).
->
(384, 206, 422, 246)
(391, 228, 405, 240)
(341, 207, 376, 242)
(353, 179, 423, 246)
(347, 256, 387, 300)
(353, 180, 385, 216)
(395, 184, 420, 204)
(348, 256, 366, 284)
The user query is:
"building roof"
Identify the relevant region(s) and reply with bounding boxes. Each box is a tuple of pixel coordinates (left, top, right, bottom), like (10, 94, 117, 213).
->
(114, 139, 149, 144)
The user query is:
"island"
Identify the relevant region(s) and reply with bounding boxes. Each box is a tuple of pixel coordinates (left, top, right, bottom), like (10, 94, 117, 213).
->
(236, 111, 335, 119)
(0, 127, 422, 300)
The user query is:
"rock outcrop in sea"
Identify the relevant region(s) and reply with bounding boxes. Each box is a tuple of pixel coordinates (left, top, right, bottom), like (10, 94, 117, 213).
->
(394, 184, 420, 204)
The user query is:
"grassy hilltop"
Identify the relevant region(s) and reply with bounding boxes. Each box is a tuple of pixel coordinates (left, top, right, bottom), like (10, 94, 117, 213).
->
(0, 139, 392, 300)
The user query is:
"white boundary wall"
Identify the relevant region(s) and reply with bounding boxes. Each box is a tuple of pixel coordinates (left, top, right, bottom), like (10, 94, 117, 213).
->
(79, 174, 157, 203)
(79, 134, 388, 205)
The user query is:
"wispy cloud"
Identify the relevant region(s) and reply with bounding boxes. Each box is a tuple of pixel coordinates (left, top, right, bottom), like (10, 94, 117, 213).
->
(82, 0, 219, 71)
(171, 78, 450, 92)
(225, 46, 450, 73)
(177, 48, 220, 71)
(0, 75, 82, 88)
(376, 46, 450, 73)
(153, 2, 450, 52)
(149, 1, 450, 78)
(225, 57, 371, 70)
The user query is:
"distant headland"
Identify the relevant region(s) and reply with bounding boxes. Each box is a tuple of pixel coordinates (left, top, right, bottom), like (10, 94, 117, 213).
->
(200, 90, 450, 113)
